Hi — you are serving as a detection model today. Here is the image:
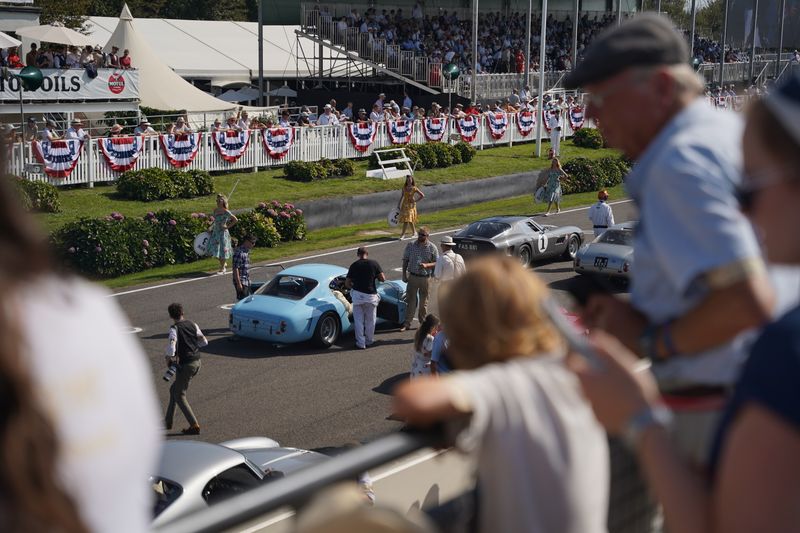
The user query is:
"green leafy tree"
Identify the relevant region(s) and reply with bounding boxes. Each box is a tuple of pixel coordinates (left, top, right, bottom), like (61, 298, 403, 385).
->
(37, 0, 93, 29)
(696, 0, 724, 40)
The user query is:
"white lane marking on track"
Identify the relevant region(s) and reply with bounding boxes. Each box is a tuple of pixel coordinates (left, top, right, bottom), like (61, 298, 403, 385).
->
(124, 327, 143, 334)
(111, 199, 634, 298)
(220, 303, 236, 310)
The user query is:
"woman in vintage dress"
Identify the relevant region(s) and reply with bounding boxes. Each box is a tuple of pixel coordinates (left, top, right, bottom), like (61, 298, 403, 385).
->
(397, 175, 425, 240)
(543, 157, 567, 216)
(206, 194, 237, 274)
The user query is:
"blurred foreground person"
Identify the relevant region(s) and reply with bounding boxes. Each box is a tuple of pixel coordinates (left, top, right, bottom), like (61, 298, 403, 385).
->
(565, 13, 774, 467)
(394, 257, 608, 533)
(570, 72, 800, 533)
(0, 165, 161, 528)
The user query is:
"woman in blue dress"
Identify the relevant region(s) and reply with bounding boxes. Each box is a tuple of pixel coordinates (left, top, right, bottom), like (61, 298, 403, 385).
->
(543, 157, 566, 216)
(206, 194, 237, 274)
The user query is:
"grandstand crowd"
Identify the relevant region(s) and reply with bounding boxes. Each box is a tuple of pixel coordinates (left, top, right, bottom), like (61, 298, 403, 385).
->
(0, 43, 132, 69)
(315, 3, 750, 74)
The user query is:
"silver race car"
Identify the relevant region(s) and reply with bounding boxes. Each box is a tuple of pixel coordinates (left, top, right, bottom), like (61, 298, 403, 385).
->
(573, 222, 636, 280)
(453, 216, 583, 267)
(151, 437, 329, 527)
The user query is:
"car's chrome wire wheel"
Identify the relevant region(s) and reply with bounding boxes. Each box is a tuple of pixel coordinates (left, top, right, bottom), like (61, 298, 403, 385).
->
(519, 245, 531, 267)
(568, 235, 580, 258)
(319, 315, 338, 344)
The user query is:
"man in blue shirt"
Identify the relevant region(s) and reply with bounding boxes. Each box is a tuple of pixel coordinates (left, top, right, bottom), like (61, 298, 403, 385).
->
(565, 14, 775, 466)
(232, 235, 256, 301)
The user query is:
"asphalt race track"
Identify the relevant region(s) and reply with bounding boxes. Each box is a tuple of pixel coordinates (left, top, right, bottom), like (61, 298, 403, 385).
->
(114, 200, 637, 450)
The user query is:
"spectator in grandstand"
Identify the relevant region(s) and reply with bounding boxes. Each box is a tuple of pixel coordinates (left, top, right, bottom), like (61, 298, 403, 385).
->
(120, 49, 132, 69)
(41, 119, 60, 141)
(24, 43, 37, 67)
(108, 45, 120, 68)
(134, 119, 157, 136)
(65, 46, 79, 69)
(509, 88, 521, 107)
(92, 46, 105, 68)
(570, 76, 800, 533)
(36, 46, 53, 69)
(297, 112, 312, 127)
(278, 110, 292, 127)
(24, 117, 38, 142)
(0, 131, 161, 533)
(565, 13, 775, 469)
(6, 47, 22, 68)
(402, 91, 412, 110)
(356, 108, 368, 122)
(106, 124, 124, 137)
(169, 116, 192, 135)
(401, 106, 414, 121)
(65, 119, 89, 141)
(369, 104, 383, 123)
(79, 45, 93, 67)
(52, 46, 67, 69)
(374, 92, 386, 109)
(341, 102, 354, 121)
(236, 110, 250, 131)
(394, 256, 609, 533)
(225, 115, 240, 132)
(318, 104, 340, 126)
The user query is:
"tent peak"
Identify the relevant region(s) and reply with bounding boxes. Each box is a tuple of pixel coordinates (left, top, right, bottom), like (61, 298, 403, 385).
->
(120, 3, 134, 21)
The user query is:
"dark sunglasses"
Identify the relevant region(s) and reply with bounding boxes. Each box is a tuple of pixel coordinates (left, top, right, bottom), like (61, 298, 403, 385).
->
(735, 169, 786, 212)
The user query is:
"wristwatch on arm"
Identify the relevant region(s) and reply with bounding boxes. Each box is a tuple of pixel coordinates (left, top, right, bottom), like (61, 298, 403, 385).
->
(623, 405, 673, 452)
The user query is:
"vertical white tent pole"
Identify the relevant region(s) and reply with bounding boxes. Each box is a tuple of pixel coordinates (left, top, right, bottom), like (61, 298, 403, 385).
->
(535, 0, 548, 157)
(775, 0, 786, 77)
(525, 0, 532, 92)
(572, 0, 579, 70)
(719, 0, 729, 86)
(258, 0, 264, 107)
(472, 0, 478, 103)
(689, 0, 697, 60)
(748, 0, 759, 82)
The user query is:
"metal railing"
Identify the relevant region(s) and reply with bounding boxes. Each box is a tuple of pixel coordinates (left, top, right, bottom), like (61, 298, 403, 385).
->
(15, 113, 594, 187)
(155, 429, 443, 533)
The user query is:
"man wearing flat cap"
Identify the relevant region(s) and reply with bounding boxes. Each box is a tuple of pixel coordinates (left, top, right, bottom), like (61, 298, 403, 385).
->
(570, 13, 774, 467)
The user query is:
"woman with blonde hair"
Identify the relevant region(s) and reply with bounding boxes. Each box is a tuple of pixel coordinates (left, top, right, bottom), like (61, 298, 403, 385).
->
(394, 256, 609, 533)
(397, 175, 424, 240)
(206, 193, 238, 274)
(543, 157, 566, 216)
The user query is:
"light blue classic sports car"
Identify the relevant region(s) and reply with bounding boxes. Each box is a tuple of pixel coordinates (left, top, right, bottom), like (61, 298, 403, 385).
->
(229, 263, 408, 347)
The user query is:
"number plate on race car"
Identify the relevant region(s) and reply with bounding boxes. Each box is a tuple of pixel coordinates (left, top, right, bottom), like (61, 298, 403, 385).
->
(594, 257, 608, 269)
(460, 243, 478, 251)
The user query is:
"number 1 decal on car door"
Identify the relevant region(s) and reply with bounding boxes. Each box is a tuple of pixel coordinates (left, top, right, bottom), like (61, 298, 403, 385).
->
(537, 232, 549, 254)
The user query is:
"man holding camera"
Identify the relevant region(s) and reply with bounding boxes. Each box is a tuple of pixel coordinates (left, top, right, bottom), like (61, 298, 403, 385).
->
(164, 303, 207, 435)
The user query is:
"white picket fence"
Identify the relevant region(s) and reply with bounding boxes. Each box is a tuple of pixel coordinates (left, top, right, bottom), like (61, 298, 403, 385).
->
(14, 114, 590, 187)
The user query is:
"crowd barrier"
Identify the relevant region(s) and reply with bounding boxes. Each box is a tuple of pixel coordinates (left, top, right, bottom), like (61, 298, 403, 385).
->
(15, 112, 590, 187)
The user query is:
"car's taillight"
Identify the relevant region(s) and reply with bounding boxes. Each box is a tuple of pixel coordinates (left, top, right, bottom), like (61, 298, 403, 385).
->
(279, 320, 287, 333)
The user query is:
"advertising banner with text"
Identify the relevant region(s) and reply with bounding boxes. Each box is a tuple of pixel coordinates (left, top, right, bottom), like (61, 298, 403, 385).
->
(0, 68, 139, 102)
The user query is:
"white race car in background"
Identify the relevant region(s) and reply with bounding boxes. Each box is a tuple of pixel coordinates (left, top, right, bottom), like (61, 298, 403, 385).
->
(573, 222, 636, 281)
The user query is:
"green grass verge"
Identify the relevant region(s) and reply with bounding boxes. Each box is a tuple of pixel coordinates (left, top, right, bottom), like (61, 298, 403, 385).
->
(37, 140, 619, 233)
(103, 183, 627, 290)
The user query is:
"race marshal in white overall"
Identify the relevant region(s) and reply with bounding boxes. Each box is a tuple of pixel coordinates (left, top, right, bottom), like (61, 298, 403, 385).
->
(588, 190, 615, 236)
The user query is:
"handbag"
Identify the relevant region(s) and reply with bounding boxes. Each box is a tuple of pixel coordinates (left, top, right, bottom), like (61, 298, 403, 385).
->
(534, 186, 546, 204)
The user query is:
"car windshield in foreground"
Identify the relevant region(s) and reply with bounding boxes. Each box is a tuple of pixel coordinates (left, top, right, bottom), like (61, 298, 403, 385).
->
(596, 230, 634, 246)
(151, 477, 182, 517)
(459, 221, 511, 238)
(255, 275, 319, 300)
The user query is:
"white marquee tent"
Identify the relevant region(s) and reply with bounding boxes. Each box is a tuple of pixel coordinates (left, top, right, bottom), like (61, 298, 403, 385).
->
(97, 5, 241, 112)
(85, 8, 319, 90)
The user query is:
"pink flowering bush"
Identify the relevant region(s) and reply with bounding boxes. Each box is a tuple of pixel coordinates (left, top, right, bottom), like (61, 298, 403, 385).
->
(255, 199, 306, 241)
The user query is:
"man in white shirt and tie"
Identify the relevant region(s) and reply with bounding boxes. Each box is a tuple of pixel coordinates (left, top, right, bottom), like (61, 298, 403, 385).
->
(588, 190, 615, 237)
(433, 235, 466, 305)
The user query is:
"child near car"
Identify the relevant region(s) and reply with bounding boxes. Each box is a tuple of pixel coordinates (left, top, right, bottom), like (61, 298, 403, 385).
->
(409, 314, 440, 379)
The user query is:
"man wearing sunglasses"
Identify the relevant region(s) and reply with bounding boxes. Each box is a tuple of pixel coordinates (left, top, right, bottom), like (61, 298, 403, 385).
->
(564, 14, 774, 468)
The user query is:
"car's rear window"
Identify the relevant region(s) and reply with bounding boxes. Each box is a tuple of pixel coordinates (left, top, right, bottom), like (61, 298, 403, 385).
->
(597, 230, 633, 246)
(458, 221, 511, 238)
(255, 275, 319, 300)
(151, 477, 182, 518)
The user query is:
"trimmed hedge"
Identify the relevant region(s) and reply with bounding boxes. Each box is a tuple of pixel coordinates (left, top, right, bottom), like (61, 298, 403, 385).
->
(571, 128, 604, 149)
(116, 168, 215, 201)
(14, 177, 61, 213)
(561, 156, 631, 195)
(367, 142, 472, 171)
(283, 158, 354, 182)
(50, 199, 306, 278)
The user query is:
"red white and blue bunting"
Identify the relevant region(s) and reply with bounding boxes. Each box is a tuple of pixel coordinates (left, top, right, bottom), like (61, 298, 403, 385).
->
(160, 133, 201, 168)
(422, 118, 446, 142)
(99, 135, 144, 172)
(32, 139, 83, 178)
(387, 120, 414, 144)
(212, 129, 251, 163)
(348, 121, 377, 152)
(456, 115, 479, 143)
(542, 108, 553, 134)
(486, 112, 509, 140)
(569, 105, 585, 130)
(262, 127, 294, 159)
(516, 110, 535, 137)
